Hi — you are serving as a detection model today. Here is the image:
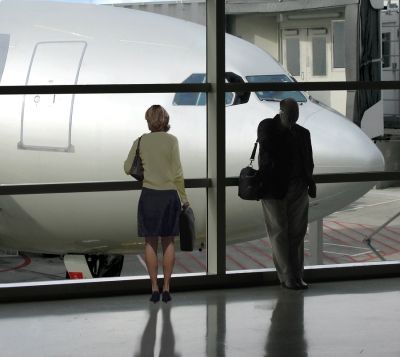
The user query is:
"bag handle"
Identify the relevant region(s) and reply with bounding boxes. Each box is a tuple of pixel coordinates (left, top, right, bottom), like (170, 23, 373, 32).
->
(136, 136, 143, 155)
(249, 141, 258, 167)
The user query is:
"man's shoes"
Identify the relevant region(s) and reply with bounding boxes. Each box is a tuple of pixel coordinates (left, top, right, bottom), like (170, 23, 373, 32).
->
(281, 279, 300, 290)
(296, 279, 309, 289)
(149, 291, 160, 303)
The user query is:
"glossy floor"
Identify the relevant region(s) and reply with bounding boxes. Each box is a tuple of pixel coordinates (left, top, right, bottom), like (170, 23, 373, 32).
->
(0, 278, 399, 357)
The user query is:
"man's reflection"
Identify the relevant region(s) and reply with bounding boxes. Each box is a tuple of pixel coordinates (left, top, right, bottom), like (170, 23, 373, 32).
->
(134, 304, 181, 357)
(265, 290, 308, 357)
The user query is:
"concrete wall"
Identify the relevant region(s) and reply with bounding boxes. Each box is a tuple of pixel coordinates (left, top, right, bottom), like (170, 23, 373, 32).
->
(228, 14, 280, 61)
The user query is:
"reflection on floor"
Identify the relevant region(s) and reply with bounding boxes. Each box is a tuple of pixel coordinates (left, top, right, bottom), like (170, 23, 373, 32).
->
(0, 278, 399, 357)
(0, 187, 400, 282)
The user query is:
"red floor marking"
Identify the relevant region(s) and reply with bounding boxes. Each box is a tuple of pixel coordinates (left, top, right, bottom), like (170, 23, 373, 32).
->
(346, 220, 400, 232)
(226, 253, 247, 270)
(324, 222, 364, 243)
(322, 253, 340, 264)
(0, 254, 32, 273)
(356, 223, 400, 246)
(332, 220, 398, 244)
(383, 226, 400, 235)
(340, 223, 398, 252)
(246, 241, 274, 260)
(231, 245, 266, 268)
(174, 257, 192, 273)
(259, 238, 272, 248)
(322, 232, 358, 262)
(382, 227, 400, 236)
(322, 227, 359, 247)
(185, 252, 206, 270)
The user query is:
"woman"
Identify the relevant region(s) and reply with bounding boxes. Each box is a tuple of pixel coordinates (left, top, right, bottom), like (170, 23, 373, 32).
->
(124, 105, 189, 303)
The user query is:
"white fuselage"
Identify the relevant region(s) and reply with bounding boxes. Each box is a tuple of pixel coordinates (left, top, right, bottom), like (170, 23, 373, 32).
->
(0, 0, 384, 254)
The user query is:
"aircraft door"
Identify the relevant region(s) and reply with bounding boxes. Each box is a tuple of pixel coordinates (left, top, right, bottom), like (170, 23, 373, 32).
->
(282, 26, 346, 115)
(0, 34, 10, 83)
(19, 41, 87, 151)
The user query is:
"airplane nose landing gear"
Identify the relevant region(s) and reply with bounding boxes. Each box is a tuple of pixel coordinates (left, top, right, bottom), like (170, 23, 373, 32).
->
(86, 254, 125, 278)
(64, 254, 124, 279)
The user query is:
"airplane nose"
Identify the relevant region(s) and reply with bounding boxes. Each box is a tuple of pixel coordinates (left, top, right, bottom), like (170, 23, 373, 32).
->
(305, 110, 385, 174)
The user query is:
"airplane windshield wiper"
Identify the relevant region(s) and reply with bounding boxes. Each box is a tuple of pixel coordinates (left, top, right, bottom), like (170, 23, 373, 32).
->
(260, 98, 281, 102)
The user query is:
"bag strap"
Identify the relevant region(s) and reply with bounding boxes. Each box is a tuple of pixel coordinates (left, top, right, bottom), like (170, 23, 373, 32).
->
(136, 136, 143, 155)
(249, 141, 258, 167)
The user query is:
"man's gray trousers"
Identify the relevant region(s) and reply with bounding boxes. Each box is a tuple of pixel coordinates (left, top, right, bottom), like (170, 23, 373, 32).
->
(261, 180, 309, 283)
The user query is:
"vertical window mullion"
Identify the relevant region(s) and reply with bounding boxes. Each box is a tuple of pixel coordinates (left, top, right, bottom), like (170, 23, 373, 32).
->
(206, 0, 226, 275)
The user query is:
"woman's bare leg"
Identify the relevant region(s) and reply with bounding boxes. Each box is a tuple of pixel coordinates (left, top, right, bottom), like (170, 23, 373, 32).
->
(145, 237, 159, 292)
(161, 237, 175, 292)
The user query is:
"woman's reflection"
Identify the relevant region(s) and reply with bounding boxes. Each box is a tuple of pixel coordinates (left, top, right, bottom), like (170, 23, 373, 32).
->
(265, 290, 308, 357)
(134, 304, 181, 357)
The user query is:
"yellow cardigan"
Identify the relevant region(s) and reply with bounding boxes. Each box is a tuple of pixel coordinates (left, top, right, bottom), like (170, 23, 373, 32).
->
(124, 132, 188, 204)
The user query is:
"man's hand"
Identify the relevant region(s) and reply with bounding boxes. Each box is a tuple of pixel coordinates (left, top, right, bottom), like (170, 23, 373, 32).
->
(308, 182, 317, 198)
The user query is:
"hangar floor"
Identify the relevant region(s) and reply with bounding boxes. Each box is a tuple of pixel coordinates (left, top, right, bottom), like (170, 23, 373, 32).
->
(1, 187, 400, 283)
(0, 277, 399, 357)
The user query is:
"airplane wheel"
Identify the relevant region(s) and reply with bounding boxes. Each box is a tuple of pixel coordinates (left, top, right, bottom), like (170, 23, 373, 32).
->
(85, 254, 124, 278)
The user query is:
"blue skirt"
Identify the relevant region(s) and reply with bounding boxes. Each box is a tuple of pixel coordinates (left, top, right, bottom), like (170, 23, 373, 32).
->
(138, 188, 181, 237)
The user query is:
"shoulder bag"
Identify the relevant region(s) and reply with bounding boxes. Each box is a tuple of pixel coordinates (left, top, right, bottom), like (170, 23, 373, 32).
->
(129, 136, 144, 181)
(238, 141, 262, 200)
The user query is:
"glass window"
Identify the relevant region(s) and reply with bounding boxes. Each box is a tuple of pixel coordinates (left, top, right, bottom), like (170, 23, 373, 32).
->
(312, 37, 327, 76)
(174, 73, 238, 106)
(382, 32, 391, 68)
(333, 21, 345, 68)
(173, 73, 205, 106)
(246, 74, 307, 102)
(0, 34, 10, 83)
(286, 38, 300, 76)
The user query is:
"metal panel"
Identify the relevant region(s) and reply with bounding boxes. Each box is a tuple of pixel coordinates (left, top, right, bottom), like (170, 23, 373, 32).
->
(225, 0, 359, 14)
(206, 0, 226, 275)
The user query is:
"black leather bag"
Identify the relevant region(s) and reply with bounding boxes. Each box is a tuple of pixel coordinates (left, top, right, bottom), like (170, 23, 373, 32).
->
(129, 136, 144, 181)
(179, 206, 195, 251)
(238, 141, 262, 200)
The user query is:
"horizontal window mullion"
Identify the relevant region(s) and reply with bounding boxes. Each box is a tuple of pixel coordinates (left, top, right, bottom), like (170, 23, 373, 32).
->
(0, 178, 211, 195)
(226, 171, 400, 186)
(2, 81, 399, 95)
(0, 83, 211, 95)
(1, 172, 400, 195)
(225, 81, 400, 92)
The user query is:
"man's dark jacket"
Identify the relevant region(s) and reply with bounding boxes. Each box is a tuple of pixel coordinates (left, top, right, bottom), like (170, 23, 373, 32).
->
(257, 114, 315, 199)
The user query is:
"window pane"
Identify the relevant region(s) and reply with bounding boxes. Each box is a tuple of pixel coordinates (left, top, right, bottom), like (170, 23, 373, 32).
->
(333, 21, 345, 68)
(0, 34, 9, 83)
(382, 32, 391, 68)
(246, 74, 307, 102)
(286, 38, 300, 76)
(312, 37, 326, 76)
(173, 73, 205, 106)
(0, 90, 208, 283)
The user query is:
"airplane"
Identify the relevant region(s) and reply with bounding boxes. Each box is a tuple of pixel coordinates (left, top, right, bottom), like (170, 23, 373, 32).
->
(0, 0, 384, 278)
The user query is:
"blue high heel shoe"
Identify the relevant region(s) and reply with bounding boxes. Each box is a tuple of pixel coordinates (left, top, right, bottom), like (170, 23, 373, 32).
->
(149, 291, 160, 303)
(162, 291, 171, 303)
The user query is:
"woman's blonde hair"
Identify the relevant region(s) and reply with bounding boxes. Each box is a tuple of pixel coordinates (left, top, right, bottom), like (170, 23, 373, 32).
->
(145, 105, 170, 132)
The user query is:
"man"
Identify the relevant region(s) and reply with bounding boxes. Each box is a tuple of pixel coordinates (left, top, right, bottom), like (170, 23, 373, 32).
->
(258, 97, 316, 290)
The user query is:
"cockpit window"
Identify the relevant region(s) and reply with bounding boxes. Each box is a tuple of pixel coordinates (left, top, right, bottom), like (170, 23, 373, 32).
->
(173, 73, 205, 106)
(246, 74, 307, 103)
(0, 34, 10, 83)
(173, 73, 237, 106)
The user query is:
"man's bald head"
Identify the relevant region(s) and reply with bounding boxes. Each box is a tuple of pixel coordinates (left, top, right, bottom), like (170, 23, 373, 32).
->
(279, 98, 299, 129)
